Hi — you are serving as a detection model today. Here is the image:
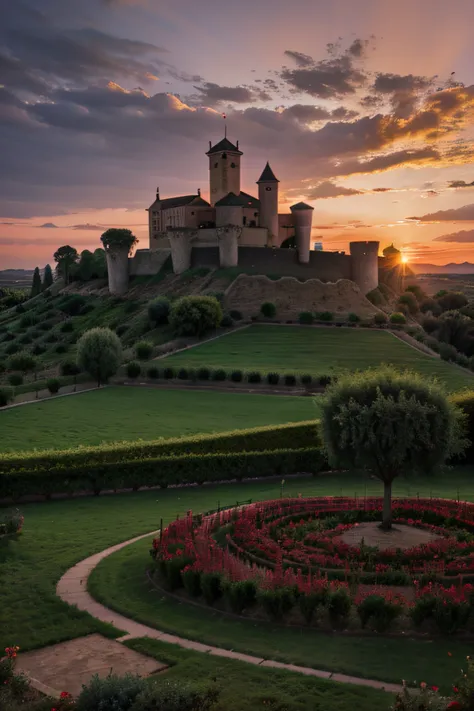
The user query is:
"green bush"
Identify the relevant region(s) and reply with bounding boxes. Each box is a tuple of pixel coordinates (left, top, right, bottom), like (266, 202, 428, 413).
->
(201, 572, 223, 604)
(260, 302, 276, 318)
(46, 378, 60, 394)
(77, 327, 122, 386)
(32, 343, 46, 356)
(130, 680, 219, 711)
(76, 672, 145, 711)
(211, 368, 226, 381)
(178, 367, 189, 380)
(8, 374, 23, 387)
(135, 340, 153, 360)
(5, 342, 19, 355)
(247, 371, 261, 384)
(60, 361, 81, 376)
(55, 343, 68, 354)
(0, 387, 14, 408)
(182, 569, 202, 597)
(420, 297, 442, 315)
(163, 367, 175, 379)
(148, 296, 170, 325)
(58, 295, 86, 316)
(60, 321, 74, 333)
(366, 288, 383, 306)
(230, 370, 243, 382)
(147, 366, 159, 379)
(197, 367, 210, 380)
(226, 579, 257, 614)
(373, 313, 387, 325)
(397, 292, 419, 314)
(300, 374, 312, 386)
(438, 342, 458, 362)
(356, 594, 402, 632)
(299, 588, 328, 625)
(284, 374, 296, 386)
(126, 361, 141, 378)
(8, 351, 36, 373)
(169, 296, 222, 337)
(437, 291, 468, 312)
(327, 587, 352, 627)
(220, 314, 234, 328)
(317, 311, 333, 322)
(257, 587, 295, 621)
(348, 313, 360, 323)
(298, 311, 314, 325)
(422, 316, 440, 334)
(229, 309, 242, 321)
(116, 325, 128, 337)
(389, 312, 406, 324)
(267, 372, 279, 385)
(19, 313, 38, 328)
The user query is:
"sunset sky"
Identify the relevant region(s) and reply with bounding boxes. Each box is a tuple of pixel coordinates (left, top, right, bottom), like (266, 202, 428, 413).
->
(4, 0, 474, 268)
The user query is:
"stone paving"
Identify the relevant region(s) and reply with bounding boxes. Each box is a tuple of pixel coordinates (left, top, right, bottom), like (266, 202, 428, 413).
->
(51, 529, 405, 697)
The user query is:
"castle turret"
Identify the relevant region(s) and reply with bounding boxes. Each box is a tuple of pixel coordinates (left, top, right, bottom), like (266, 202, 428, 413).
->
(207, 137, 243, 206)
(290, 202, 314, 263)
(349, 241, 379, 294)
(257, 162, 279, 245)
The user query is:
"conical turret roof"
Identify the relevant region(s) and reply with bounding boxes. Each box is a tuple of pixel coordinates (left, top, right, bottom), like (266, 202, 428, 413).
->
(257, 162, 279, 183)
(290, 202, 314, 211)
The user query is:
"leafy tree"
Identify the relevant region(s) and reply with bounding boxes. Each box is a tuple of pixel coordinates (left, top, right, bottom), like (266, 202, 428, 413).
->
(436, 291, 468, 312)
(77, 250, 96, 281)
(397, 292, 418, 315)
(405, 284, 427, 303)
(30, 267, 42, 297)
(77, 327, 122, 386)
(169, 296, 223, 337)
(53, 245, 79, 284)
(148, 296, 170, 325)
(101, 228, 138, 253)
(42, 263, 53, 290)
(438, 310, 474, 355)
(321, 367, 466, 530)
(93, 248, 107, 278)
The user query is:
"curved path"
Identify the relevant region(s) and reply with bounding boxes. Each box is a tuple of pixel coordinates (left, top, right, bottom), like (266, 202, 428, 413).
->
(57, 530, 403, 694)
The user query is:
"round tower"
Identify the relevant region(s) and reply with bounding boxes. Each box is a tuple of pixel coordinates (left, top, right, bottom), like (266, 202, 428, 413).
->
(216, 225, 241, 267)
(349, 241, 379, 294)
(290, 202, 314, 263)
(168, 228, 198, 274)
(207, 137, 243, 206)
(257, 162, 279, 245)
(105, 246, 130, 295)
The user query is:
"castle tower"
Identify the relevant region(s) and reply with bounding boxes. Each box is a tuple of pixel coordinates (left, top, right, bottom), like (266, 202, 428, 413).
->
(207, 137, 243, 206)
(349, 241, 379, 294)
(257, 162, 279, 245)
(290, 202, 314, 263)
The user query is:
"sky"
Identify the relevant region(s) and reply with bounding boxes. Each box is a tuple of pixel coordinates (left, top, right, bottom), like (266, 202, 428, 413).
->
(4, 1, 474, 268)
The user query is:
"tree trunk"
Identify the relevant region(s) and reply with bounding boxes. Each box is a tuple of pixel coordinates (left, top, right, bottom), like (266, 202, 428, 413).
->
(381, 481, 392, 531)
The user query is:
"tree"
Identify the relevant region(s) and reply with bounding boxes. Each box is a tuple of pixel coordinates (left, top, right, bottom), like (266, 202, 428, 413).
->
(53, 245, 79, 285)
(100, 228, 138, 253)
(436, 291, 468, 312)
(30, 267, 42, 298)
(169, 296, 223, 337)
(93, 248, 107, 278)
(148, 296, 170, 325)
(43, 264, 53, 290)
(321, 367, 466, 530)
(77, 327, 122, 387)
(77, 250, 95, 281)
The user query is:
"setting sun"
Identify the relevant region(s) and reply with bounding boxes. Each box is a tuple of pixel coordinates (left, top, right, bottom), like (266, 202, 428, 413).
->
(401, 255, 409, 264)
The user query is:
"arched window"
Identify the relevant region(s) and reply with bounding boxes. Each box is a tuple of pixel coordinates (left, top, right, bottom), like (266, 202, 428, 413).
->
(265, 187, 272, 192)
(231, 162, 236, 168)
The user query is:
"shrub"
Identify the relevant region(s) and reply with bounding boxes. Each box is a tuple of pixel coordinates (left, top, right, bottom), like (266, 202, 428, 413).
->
(300, 374, 312, 386)
(211, 368, 226, 381)
(438, 342, 458, 362)
(357, 594, 402, 632)
(0, 386, 14, 407)
(15, 304, 26, 313)
(76, 672, 146, 711)
(229, 309, 243, 321)
(437, 291, 468, 312)
(373, 313, 387, 325)
(201, 572, 222, 604)
(366, 288, 383, 306)
(424, 335, 440, 353)
(267, 372, 280, 385)
(317, 311, 333, 322)
(319, 375, 332, 387)
(299, 589, 327, 625)
(116, 325, 128, 337)
(299, 311, 314, 325)
(197, 367, 210, 380)
(177, 367, 189, 380)
(60, 361, 81, 376)
(19, 313, 38, 328)
(226, 579, 257, 614)
(169, 295, 223, 337)
(348, 312, 360, 323)
(257, 587, 295, 621)
(46, 378, 60, 394)
(32, 343, 46, 356)
(260, 302, 276, 318)
(230, 370, 243, 382)
(55, 343, 68, 354)
(398, 292, 419, 314)
(284, 374, 296, 386)
(45, 332, 59, 343)
(456, 353, 470, 368)
(420, 297, 442, 315)
(405, 284, 427, 303)
(60, 321, 74, 333)
(135, 340, 153, 360)
(422, 316, 440, 334)
(77, 327, 122, 386)
(389, 312, 406, 324)
(148, 296, 170, 325)
(58, 294, 86, 316)
(126, 361, 141, 378)
(8, 351, 36, 373)
(433, 597, 470, 635)
(327, 587, 352, 627)
(163, 367, 175, 379)
(39, 319, 54, 331)
(5, 342, 19, 355)
(247, 371, 262, 384)
(130, 680, 219, 711)
(8, 374, 23, 387)
(147, 366, 159, 379)
(19, 334, 32, 345)
(182, 569, 201, 597)
(220, 314, 234, 328)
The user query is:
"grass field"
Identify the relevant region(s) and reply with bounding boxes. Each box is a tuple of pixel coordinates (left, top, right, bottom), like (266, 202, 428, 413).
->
(3, 472, 474, 697)
(0, 386, 320, 452)
(162, 325, 473, 392)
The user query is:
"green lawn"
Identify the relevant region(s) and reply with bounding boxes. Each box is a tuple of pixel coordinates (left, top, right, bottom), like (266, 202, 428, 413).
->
(0, 386, 320, 452)
(162, 325, 473, 392)
(3, 472, 469, 689)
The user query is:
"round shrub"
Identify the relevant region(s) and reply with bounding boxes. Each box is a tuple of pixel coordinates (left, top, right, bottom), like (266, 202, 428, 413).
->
(115, 325, 128, 337)
(298, 311, 314, 325)
(8, 373, 23, 386)
(19, 313, 38, 328)
(135, 340, 153, 360)
(0, 386, 14, 407)
(169, 295, 223, 338)
(424, 335, 440, 353)
(348, 312, 361, 323)
(398, 292, 419, 314)
(420, 297, 442, 315)
(220, 314, 234, 328)
(422, 316, 440, 334)
(230, 370, 243, 382)
(267, 372, 280, 385)
(148, 296, 170, 325)
(32, 344, 46, 356)
(77, 327, 123, 386)
(60, 360, 81, 376)
(229, 309, 243, 321)
(146, 366, 159, 379)
(126, 361, 141, 378)
(197, 367, 210, 380)
(319, 375, 332, 386)
(284, 374, 297, 386)
(8, 351, 36, 373)
(130, 680, 219, 711)
(19, 334, 32, 345)
(389, 312, 407, 325)
(46, 378, 60, 394)
(45, 332, 58, 343)
(438, 342, 458, 362)
(39, 320, 54, 331)
(373, 313, 387, 325)
(260, 302, 276, 318)
(60, 321, 74, 333)
(456, 353, 470, 368)
(317, 311, 333, 322)
(163, 367, 175, 379)
(5, 342, 19, 355)
(58, 294, 86, 316)
(55, 343, 68, 354)
(177, 367, 189, 380)
(247, 371, 262, 384)
(211, 368, 226, 381)
(300, 374, 312, 386)
(436, 291, 468, 312)
(76, 672, 146, 711)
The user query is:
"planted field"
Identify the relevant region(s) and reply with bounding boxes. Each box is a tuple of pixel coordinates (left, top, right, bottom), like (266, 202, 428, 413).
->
(0, 386, 320, 452)
(162, 325, 473, 392)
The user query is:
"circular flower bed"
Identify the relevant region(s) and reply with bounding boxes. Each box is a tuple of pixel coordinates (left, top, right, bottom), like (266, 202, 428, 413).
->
(151, 497, 474, 635)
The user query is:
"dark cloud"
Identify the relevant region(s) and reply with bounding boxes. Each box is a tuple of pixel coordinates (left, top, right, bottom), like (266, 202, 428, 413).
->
(38, 223, 58, 228)
(408, 204, 474, 221)
(305, 181, 362, 199)
(283, 50, 314, 68)
(373, 72, 433, 94)
(191, 82, 271, 106)
(279, 104, 331, 122)
(433, 229, 474, 242)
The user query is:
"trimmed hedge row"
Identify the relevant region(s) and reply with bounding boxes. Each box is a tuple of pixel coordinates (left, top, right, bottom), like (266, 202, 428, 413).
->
(0, 447, 324, 499)
(0, 420, 320, 474)
(451, 391, 474, 462)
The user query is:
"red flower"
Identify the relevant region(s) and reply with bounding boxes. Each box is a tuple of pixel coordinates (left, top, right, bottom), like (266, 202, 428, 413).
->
(447, 702, 462, 710)
(431, 685, 439, 692)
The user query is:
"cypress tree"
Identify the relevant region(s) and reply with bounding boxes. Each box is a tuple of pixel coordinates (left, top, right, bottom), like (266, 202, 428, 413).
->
(31, 267, 42, 297)
(43, 263, 53, 290)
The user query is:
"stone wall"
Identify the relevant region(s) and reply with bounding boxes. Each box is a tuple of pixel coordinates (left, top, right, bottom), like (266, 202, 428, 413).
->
(129, 249, 171, 276)
(224, 274, 382, 319)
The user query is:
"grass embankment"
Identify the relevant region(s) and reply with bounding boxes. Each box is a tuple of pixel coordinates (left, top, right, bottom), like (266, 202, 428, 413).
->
(0, 386, 320, 452)
(162, 325, 473, 392)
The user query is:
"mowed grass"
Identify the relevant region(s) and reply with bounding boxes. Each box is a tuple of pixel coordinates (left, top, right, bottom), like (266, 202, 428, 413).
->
(162, 325, 473, 392)
(0, 386, 320, 452)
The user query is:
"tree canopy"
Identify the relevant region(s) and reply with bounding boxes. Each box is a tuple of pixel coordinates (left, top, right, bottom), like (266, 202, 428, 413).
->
(76, 327, 122, 386)
(30, 267, 42, 297)
(43, 264, 53, 289)
(53, 245, 79, 285)
(101, 228, 138, 253)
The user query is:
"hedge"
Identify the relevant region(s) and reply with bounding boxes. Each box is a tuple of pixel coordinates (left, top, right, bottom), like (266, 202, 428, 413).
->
(0, 447, 324, 499)
(450, 391, 474, 463)
(0, 420, 321, 475)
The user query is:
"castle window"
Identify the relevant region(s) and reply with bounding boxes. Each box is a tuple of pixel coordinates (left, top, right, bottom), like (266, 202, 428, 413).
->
(243, 216, 247, 226)
(231, 162, 236, 168)
(222, 152, 227, 159)
(265, 187, 272, 192)
(214, 163, 218, 168)
(191, 211, 195, 215)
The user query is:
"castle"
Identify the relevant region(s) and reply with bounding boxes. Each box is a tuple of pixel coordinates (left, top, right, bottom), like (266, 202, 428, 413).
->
(105, 135, 381, 296)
